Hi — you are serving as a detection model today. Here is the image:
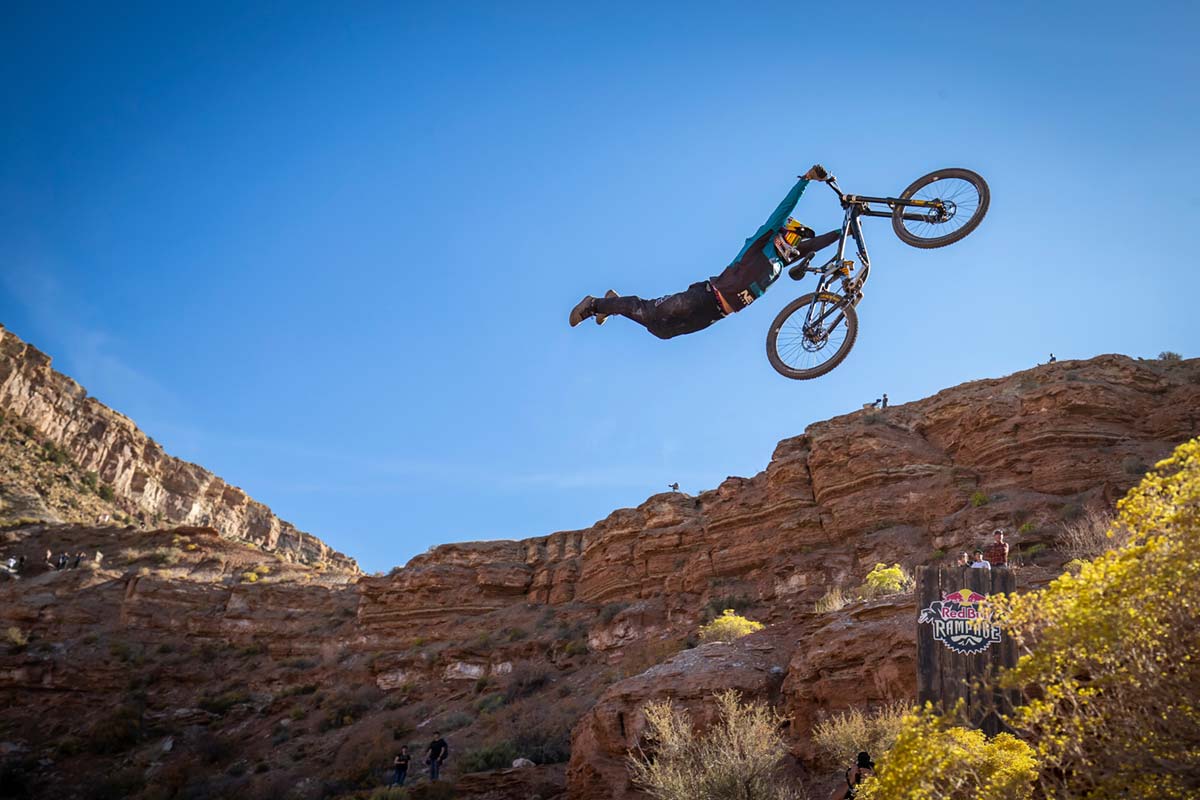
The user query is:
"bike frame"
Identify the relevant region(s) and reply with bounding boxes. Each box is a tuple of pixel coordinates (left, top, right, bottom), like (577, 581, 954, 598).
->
(794, 176, 947, 333)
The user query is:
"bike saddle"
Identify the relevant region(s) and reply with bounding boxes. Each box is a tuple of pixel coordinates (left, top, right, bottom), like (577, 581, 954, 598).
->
(788, 253, 814, 281)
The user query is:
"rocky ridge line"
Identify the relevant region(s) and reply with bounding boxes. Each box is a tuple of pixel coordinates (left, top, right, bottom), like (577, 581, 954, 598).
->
(0, 325, 357, 572)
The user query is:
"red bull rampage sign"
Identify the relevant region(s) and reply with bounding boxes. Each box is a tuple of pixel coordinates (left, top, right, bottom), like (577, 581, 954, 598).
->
(918, 588, 1002, 655)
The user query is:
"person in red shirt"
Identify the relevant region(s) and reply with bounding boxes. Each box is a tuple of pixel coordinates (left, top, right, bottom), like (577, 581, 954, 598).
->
(983, 528, 1009, 567)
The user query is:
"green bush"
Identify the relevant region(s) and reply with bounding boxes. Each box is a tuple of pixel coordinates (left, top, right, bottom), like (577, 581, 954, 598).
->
(697, 610, 764, 643)
(1158, 351, 1182, 362)
(81, 471, 98, 492)
(199, 689, 250, 716)
(504, 661, 552, 702)
(970, 491, 990, 507)
(599, 602, 629, 623)
(474, 692, 506, 714)
(98, 484, 116, 502)
(1017, 521, 1037, 535)
(87, 706, 143, 754)
(460, 740, 518, 772)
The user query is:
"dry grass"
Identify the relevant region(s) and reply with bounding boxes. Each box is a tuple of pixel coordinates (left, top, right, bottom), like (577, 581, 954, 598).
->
(811, 701, 910, 768)
(813, 587, 847, 614)
(1056, 507, 1130, 561)
(628, 690, 802, 800)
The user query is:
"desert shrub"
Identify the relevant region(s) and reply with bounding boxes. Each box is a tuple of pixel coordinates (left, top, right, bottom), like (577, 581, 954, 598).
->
(5, 626, 28, 651)
(98, 484, 116, 502)
(599, 601, 629, 623)
(1058, 501, 1083, 521)
(562, 639, 589, 656)
(240, 571, 259, 583)
(148, 547, 180, 566)
(253, 564, 271, 575)
(811, 702, 909, 767)
(40, 441, 71, 465)
(504, 661, 552, 702)
(441, 710, 474, 731)
(1158, 350, 1182, 362)
(1122, 454, 1149, 475)
(858, 705, 1036, 800)
(199, 689, 250, 716)
(993, 439, 1200, 799)
(969, 491, 990, 507)
(813, 586, 847, 613)
(460, 740, 518, 773)
(81, 471, 98, 492)
(1017, 521, 1036, 535)
(1055, 506, 1129, 561)
(500, 625, 528, 642)
(856, 563, 911, 600)
(698, 609, 763, 643)
(474, 692, 506, 714)
(702, 594, 754, 621)
(87, 706, 143, 754)
(628, 690, 800, 800)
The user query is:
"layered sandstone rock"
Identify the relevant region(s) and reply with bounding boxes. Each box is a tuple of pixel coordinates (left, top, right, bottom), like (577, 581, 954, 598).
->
(0, 326, 356, 572)
(1, 346, 1197, 800)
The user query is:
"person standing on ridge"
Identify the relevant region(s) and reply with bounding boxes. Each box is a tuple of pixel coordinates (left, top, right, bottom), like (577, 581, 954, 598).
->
(390, 746, 410, 787)
(983, 529, 1009, 567)
(426, 732, 448, 781)
(568, 166, 841, 338)
(881, 393, 889, 409)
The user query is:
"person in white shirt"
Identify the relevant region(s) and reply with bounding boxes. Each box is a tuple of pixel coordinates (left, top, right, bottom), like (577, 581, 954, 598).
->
(969, 550, 991, 569)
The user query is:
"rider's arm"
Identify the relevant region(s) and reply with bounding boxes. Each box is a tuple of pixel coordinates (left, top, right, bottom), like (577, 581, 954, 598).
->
(730, 179, 810, 264)
(761, 178, 810, 233)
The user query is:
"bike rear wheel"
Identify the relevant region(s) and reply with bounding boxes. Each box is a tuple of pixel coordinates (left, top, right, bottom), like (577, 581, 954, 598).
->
(766, 292, 858, 380)
(892, 168, 990, 249)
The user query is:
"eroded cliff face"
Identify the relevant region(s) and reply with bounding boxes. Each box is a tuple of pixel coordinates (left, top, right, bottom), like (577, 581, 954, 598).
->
(0, 326, 356, 572)
(1, 347, 1197, 800)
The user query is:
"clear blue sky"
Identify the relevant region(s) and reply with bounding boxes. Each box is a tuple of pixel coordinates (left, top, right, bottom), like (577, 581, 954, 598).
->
(2, 2, 1197, 572)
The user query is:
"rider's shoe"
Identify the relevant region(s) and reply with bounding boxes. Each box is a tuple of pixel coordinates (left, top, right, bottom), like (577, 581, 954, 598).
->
(594, 290, 619, 325)
(569, 295, 597, 327)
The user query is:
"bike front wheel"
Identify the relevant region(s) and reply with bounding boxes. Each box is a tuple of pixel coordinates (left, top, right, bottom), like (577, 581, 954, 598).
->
(766, 291, 859, 380)
(892, 168, 990, 249)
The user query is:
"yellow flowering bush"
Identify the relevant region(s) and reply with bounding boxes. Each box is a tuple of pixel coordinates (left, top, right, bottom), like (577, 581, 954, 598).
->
(858, 562, 912, 599)
(994, 437, 1200, 799)
(858, 704, 1037, 800)
(697, 609, 764, 643)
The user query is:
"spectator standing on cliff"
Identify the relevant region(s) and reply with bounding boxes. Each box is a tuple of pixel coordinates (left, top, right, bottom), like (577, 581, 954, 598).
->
(969, 550, 991, 569)
(70, 551, 85, 569)
(983, 529, 1009, 567)
(390, 746, 410, 786)
(881, 393, 889, 409)
(94, 550, 104, 567)
(1048, 353, 1057, 363)
(44, 549, 53, 568)
(426, 732, 448, 781)
(55, 552, 69, 570)
(956, 551, 970, 567)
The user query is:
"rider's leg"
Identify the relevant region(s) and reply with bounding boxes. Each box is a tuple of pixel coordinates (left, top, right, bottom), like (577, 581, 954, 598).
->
(593, 282, 724, 340)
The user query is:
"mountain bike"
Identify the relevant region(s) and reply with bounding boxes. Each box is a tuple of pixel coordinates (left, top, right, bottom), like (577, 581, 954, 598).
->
(766, 167, 990, 380)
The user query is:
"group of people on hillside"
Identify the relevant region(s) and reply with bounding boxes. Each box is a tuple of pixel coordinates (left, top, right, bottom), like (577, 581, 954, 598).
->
(956, 529, 1009, 569)
(386, 732, 448, 788)
(45, 549, 90, 571)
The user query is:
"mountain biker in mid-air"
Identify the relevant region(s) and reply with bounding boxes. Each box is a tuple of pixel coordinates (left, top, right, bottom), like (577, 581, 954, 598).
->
(568, 165, 838, 339)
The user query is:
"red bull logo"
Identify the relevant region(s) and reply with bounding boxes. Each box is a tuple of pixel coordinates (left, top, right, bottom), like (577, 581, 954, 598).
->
(918, 587, 1001, 654)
